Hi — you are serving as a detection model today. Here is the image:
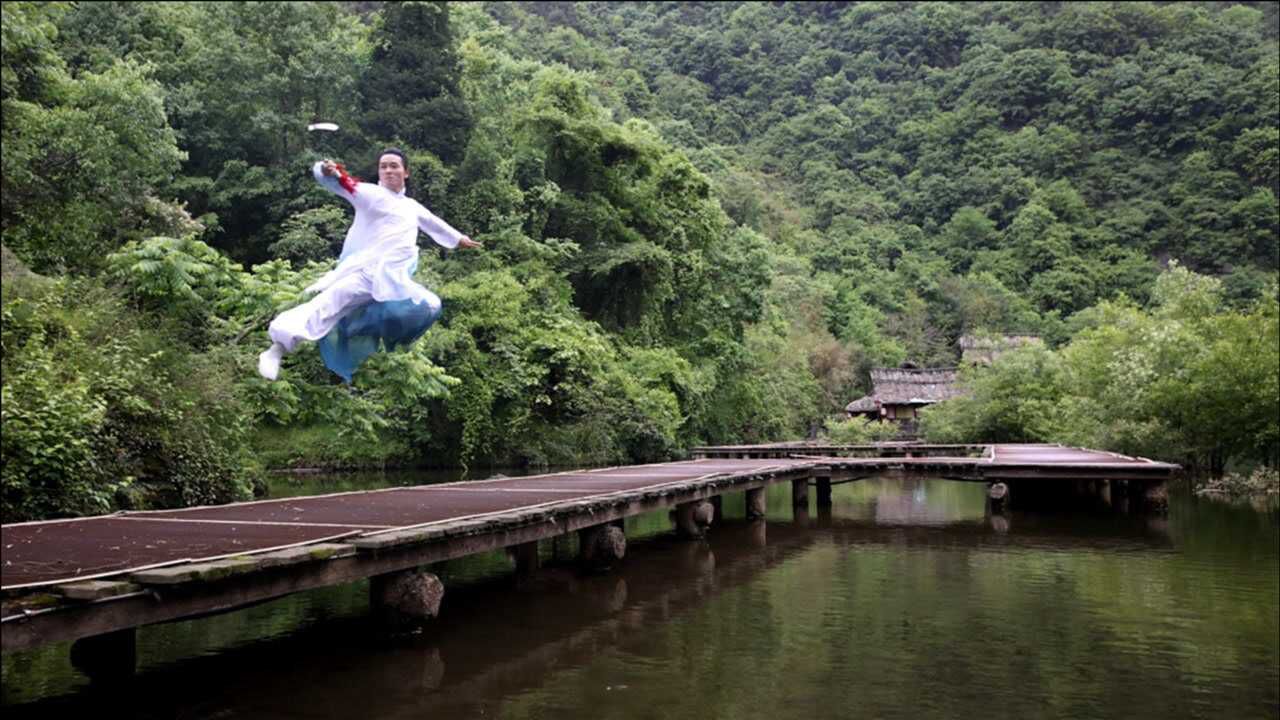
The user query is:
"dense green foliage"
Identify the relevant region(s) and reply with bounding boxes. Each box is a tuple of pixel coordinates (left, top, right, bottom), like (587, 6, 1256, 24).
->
(1, 271, 257, 521)
(1, 1, 1276, 519)
(920, 265, 1280, 474)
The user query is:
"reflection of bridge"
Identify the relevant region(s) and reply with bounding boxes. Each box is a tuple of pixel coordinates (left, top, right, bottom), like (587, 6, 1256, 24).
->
(0, 444, 1176, 676)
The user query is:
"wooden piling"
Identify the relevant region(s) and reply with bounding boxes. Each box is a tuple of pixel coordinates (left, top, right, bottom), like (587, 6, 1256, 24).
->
(791, 478, 809, 508)
(745, 487, 767, 520)
(816, 476, 832, 507)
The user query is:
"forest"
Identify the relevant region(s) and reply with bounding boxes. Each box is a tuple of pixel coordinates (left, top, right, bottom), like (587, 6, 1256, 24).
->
(2, 1, 1276, 521)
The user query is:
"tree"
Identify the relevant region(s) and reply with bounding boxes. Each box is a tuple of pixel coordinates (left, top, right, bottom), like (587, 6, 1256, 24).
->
(360, 1, 472, 164)
(2, 2, 184, 273)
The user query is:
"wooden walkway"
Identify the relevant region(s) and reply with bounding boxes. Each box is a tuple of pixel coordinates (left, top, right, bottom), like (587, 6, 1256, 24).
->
(692, 442, 1179, 481)
(1, 444, 1177, 655)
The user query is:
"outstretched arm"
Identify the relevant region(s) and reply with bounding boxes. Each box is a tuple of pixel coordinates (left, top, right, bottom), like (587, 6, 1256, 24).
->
(417, 205, 483, 250)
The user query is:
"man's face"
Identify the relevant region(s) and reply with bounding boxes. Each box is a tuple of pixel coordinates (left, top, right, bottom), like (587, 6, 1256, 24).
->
(378, 153, 408, 193)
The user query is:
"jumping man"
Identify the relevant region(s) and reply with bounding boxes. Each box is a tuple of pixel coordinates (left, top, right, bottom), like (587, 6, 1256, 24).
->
(258, 149, 481, 381)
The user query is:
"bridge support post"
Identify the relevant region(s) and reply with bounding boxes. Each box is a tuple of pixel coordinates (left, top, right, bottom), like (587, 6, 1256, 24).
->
(70, 627, 136, 682)
(580, 524, 626, 571)
(1099, 479, 1113, 508)
(745, 487, 767, 520)
(988, 482, 1009, 512)
(371, 568, 444, 627)
(1113, 480, 1131, 513)
(513, 540, 540, 580)
(816, 476, 832, 507)
(1142, 481, 1169, 512)
(791, 478, 809, 508)
(675, 500, 715, 539)
(709, 494, 724, 524)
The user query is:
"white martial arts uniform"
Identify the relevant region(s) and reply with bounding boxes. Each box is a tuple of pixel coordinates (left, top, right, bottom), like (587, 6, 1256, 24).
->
(267, 162, 465, 354)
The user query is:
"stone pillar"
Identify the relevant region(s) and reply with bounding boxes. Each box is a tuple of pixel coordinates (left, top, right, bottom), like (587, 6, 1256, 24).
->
(1143, 481, 1169, 512)
(371, 568, 445, 627)
(791, 478, 809, 508)
(1099, 479, 1112, 508)
(745, 487, 767, 520)
(70, 628, 136, 682)
(816, 476, 833, 507)
(988, 482, 1009, 512)
(675, 500, 715, 539)
(580, 524, 627, 571)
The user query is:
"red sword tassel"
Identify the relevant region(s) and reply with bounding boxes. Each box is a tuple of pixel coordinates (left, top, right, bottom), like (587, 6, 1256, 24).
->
(334, 163, 359, 195)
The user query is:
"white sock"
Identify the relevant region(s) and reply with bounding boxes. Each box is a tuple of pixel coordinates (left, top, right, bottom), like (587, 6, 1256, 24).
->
(257, 342, 286, 380)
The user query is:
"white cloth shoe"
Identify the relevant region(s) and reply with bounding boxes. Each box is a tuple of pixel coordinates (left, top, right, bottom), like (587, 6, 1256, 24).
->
(257, 342, 285, 380)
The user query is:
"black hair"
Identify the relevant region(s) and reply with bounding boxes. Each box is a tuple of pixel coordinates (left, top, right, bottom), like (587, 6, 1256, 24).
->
(379, 147, 408, 172)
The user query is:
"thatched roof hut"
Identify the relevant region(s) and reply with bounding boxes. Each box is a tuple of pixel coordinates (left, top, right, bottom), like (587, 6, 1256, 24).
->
(844, 367, 963, 417)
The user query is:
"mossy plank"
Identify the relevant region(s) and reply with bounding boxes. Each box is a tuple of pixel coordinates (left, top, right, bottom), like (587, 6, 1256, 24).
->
(254, 543, 357, 568)
(58, 580, 143, 601)
(130, 557, 259, 586)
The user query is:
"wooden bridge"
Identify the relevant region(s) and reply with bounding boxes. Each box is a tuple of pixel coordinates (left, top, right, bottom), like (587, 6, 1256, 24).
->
(0, 443, 1177, 674)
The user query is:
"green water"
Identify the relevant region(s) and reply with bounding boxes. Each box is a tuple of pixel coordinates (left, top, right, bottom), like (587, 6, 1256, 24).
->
(4, 476, 1277, 719)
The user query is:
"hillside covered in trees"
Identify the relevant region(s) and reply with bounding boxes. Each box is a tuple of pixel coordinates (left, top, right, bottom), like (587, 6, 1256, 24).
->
(2, 1, 1276, 520)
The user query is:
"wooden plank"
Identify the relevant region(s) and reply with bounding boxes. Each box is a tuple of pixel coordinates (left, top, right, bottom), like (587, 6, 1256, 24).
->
(131, 557, 260, 586)
(127, 543, 358, 587)
(57, 580, 142, 602)
(252, 543, 356, 568)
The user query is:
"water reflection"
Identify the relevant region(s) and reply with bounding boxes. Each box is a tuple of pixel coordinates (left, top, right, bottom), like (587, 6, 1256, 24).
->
(3, 477, 1276, 720)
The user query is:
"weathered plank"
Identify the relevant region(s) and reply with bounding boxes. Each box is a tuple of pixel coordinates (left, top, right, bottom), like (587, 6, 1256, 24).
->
(58, 580, 143, 602)
(131, 557, 260, 585)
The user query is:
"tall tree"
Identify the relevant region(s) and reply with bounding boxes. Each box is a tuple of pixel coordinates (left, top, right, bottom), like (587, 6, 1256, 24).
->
(360, 1, 471, 164)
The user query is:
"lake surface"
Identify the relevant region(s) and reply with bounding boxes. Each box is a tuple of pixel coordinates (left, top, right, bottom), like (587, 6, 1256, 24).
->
(4, 473, 1277, 719)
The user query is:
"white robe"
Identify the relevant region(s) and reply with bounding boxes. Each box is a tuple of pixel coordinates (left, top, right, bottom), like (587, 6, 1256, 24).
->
(268, 162, 465, 353)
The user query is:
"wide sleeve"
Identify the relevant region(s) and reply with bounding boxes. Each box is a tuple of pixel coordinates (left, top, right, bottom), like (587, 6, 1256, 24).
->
(416, 202, 465, 249)
(312, 162, 372, 211)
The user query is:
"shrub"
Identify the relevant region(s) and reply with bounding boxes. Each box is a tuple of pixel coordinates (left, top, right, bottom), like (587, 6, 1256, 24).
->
(823, 416, 902, 444)
(1, 278, 256, 521)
